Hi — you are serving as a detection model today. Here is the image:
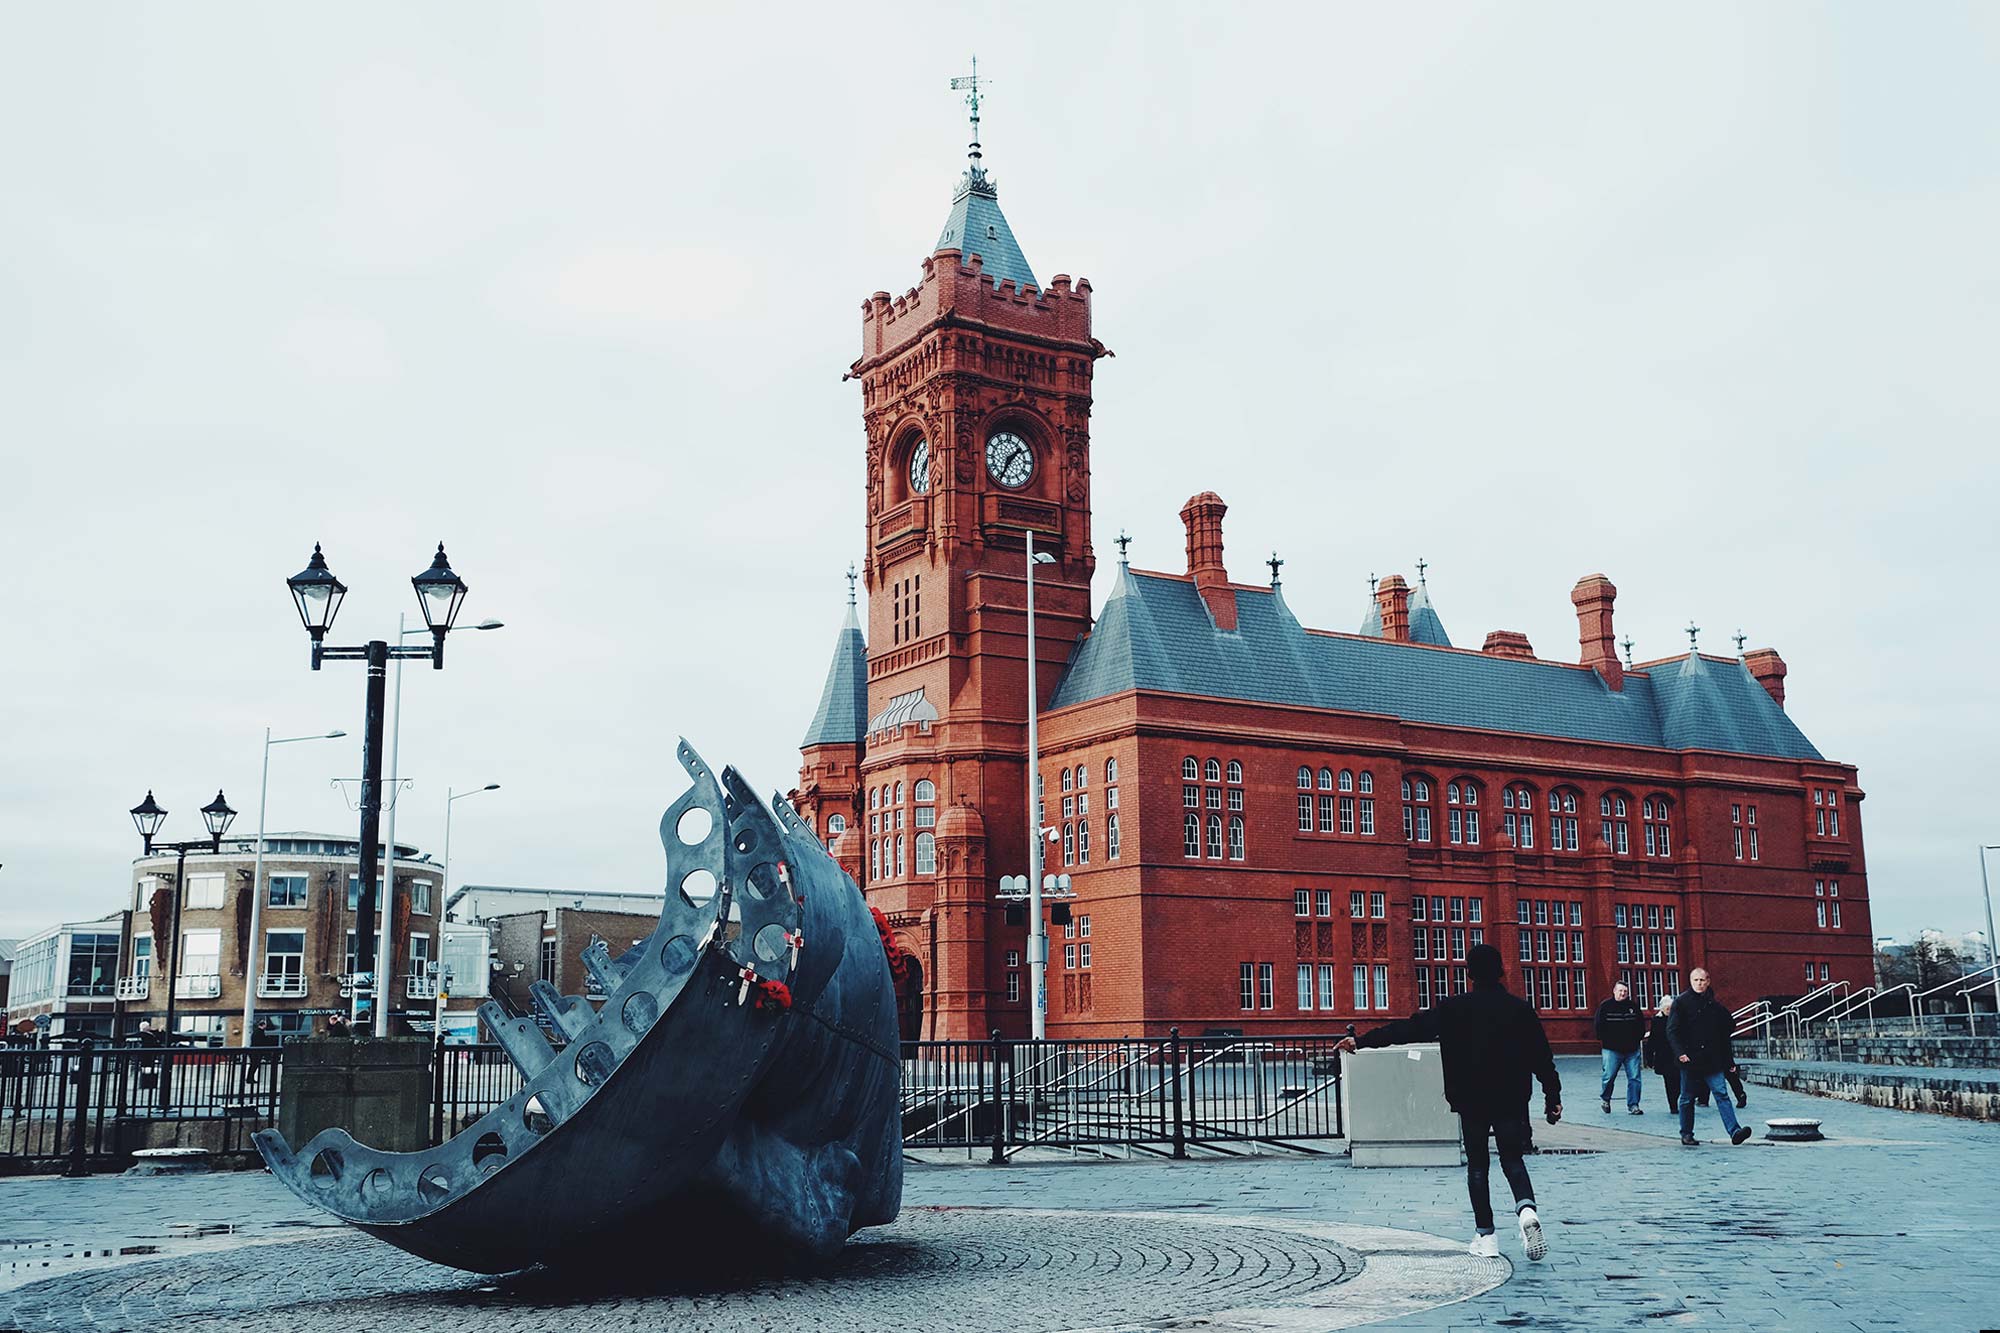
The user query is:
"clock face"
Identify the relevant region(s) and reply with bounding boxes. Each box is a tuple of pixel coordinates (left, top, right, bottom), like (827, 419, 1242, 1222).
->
(907, 439, 930, 494)
(985, 430, 1034, 488)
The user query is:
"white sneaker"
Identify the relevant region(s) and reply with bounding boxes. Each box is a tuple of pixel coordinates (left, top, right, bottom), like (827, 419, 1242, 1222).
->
(1517, 1206, 1548, 1262)
(1469, 1232, 1501, 1259)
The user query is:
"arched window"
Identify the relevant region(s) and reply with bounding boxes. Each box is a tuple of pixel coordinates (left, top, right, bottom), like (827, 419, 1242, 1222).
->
(1228, 817, 1245, 860)
(1106, 813, 1120, 859)
(894, 781, 903, 804)
(1356, 771, 1376, 835)
(1204, 758, 1222, 783)
(1077, 819, 1090, 863)
(1339, 770, 1354, 792)
(1184, 813, 1201, 858)
(895, 834, 906, 876)
(1642, 796, 1673, 857)
(1075, 764, 1088, 788)
(1548, 787, 1580, 851)
(1061, 768, 1073, 793)
(913, 779, 935, 803)
(1403, 775, 1435, 843)
(914, 831, 936, 875)
(1501, 783, 1536, 848)
(870, 839, 880, 879)
(1318, 767, 1335, 791)
(1226, 759, 1243, 784)
(828, 814, 847, 836)
(1063, 823, 1075, 866)
(1601, 792, 1632, 855)
(1183, 756, 1199, 780)
(1207, 814, 1225, 858)
(869, 788, 879, 810)
(1447, 780, 1482, 845)
(1105, 757, 1119, 783)
(1298, 766, 1313, 789)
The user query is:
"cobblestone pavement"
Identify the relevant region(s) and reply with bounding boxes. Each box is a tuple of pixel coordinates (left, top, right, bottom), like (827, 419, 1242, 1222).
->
(0, 1057, 1996, 1332)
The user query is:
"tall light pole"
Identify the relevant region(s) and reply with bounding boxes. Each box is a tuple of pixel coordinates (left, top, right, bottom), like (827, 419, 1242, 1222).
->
(435, 783, 501, 1038)
(1979, 845, 2000, 1024)
(129, 789, 235, 1102)
(286, 542, 482, 1032)
(240, 728, 345, 1046)
(1024, 532, 1056, 1040)
(376, 615, 504, 1036)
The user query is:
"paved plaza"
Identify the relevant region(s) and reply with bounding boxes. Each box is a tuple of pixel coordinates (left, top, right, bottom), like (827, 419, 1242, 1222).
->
(1, 1057, 1996, 1332)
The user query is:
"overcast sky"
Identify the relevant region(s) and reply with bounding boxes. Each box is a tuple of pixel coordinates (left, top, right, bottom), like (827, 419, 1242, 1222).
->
(2, 4, 1995, 947)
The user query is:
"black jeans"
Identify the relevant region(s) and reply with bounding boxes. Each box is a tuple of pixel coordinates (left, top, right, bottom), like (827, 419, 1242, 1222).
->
(1460, 1111, 1536, 1233)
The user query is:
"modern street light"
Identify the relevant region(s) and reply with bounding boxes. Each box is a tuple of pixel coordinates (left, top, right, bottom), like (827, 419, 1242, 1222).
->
(239, 729, 346, 1045)
(1979, 845, 2000, 1026)
(1023, 533, 1057, 1040)
(433, 783, 502, 1039)
(128, 788, 236, 1094)
(376, 614, 504, 1036)
(287, 541, 481, 1031)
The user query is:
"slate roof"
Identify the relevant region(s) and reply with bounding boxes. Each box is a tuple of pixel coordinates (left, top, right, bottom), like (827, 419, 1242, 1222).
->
(936, 175, 1038, 290)
(1409, 580, 1452, 648)
(1049, 569, 1823, 761)
(801, 603, 868, 748)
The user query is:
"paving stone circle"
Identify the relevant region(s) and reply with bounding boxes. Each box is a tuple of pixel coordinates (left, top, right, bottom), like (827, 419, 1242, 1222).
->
(0, 1206, 1506, 1333)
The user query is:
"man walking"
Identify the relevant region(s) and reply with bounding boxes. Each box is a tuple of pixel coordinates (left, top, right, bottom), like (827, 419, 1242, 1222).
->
(1667, 968, 1753, 1146)
(1594, 980, 1647, 1115)
(1337, 943, 1562, 1262)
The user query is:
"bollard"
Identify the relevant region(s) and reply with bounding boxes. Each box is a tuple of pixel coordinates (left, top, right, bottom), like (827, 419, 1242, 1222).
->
(63, 1041, 93, 1178)
(1169, 1026, 1187, 1160)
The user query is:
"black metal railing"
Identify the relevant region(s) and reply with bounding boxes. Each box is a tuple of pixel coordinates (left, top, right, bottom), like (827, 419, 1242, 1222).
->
(0, 1045, 282, 1175)
(431, 1043, 525, 1143)
(900, 1029, 1346, 1160)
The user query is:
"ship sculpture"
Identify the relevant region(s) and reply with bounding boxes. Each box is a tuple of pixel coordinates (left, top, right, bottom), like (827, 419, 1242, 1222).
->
(255, 741, 904, 1273)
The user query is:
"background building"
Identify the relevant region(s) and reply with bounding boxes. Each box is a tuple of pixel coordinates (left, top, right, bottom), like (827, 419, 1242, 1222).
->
(796, 120, 1873, 1048)
(5, 916, 122, 1040)
(483, 906, 658, 1023)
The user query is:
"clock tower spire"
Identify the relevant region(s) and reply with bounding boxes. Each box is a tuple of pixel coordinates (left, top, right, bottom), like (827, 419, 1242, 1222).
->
(836, 71, 1109, 1039)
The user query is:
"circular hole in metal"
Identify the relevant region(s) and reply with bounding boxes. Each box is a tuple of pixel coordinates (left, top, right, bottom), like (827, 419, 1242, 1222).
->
(746, 862, 780, 901)
(753, 923, 789, 963)
(359, 1168, 391, 1204)
(574, 1040, 616, 1087)
(472, 1132, 508, 1172)
(675, 806, 713, 846)
(680, 868, 718, 906)
(522, 1094, 554, 1135)
(309, 1148, 344, 1180)
(417, 1166, 451, 1205)
(661, 934, 697, 975)
(622, 990, 659, 1035)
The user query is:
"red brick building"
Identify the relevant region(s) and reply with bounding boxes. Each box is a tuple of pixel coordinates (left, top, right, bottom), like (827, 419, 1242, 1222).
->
(793, 119, 1870, 1049)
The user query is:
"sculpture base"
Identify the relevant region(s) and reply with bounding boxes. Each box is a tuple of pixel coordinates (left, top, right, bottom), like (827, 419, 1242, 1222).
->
(278, 1036, 432, 1155)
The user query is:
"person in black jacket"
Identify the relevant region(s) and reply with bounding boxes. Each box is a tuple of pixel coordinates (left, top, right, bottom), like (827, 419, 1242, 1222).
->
(1593, 981, 1647, 1114)
(1705, 987, 1750, 1108)
(1666, 967, 1753, 1146)
(1338, 943, 1562, 1263)
(1643, 995, 1682, 1113)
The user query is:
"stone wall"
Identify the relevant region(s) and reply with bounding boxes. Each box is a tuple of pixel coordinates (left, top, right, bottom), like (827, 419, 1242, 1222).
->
(1743, 1035, 2000, 1068)
(1741, 1059, 2000, 1122)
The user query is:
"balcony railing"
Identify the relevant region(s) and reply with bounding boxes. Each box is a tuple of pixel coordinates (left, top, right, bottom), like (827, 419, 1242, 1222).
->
(116, 975, 151, 1001)
(406, 975, 438, 1000)
(257, 974, 308, 999)
(174, 973, 222, 999)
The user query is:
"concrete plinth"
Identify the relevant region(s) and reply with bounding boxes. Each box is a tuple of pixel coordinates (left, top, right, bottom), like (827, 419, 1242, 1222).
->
(278, 1037, 432, 1154)
(1340, 1044, 1462, 1167)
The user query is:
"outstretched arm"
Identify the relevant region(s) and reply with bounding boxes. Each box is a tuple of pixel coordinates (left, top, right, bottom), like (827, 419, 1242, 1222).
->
(1339, 1007, 1443, 1052)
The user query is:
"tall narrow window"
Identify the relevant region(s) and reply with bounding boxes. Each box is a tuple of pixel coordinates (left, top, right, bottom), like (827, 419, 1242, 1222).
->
(1298, 965, 1315, 1010)
(1207, 815, 1224, 859)
(1373, 965, 1389, 1010)
(1299, 793, 1314, 832)
(1240, 963, 1255, 1011)
(1318, 963, 1335, 1009)
(1227, 817, 1244, 861)
(1353, 965, 1369, 1009)
(1257, 963, 1273, 1010)
(1106, 814, 1120, 860)
(1184, 814, 1200, 858)
(914, 832, 936, 875)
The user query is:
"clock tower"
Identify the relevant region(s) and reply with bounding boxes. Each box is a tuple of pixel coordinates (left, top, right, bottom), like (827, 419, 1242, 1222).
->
(839, 80, 1108, 1038)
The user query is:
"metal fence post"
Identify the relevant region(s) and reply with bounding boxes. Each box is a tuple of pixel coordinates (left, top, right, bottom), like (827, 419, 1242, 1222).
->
(1169, 1026, 1186, 1160)
(432, 1034, 447, 1147)
(62, 1042, 93, 1178)
(989, 1030, 1007, 1164)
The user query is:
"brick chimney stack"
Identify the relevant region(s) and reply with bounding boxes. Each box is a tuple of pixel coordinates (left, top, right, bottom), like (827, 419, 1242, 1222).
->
(1481, 630, 1535, 660)
(1180, 491, 1236, 631)
(1375, 575, 1411, 642)
(1570, 574, 1623, 692)
(1744, 648, 1788, 708)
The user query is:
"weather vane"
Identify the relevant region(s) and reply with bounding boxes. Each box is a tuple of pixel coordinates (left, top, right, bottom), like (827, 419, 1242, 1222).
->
(1267, 551, 1284, 584)
(1620, 635, 1634, 668)
(845, 564, 858, 607)
(949, 57, 990, 178)
(1732, 629, 1747, 656)
(1685, 621, 1700, 651)
(1115, 529, 1131, 562)
(1415, 557, 1429, 584)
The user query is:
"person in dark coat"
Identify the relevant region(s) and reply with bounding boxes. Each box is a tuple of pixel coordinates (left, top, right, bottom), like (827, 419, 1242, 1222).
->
(1704, 988, 1750, 1108)
(1338, 943, 1562, 1262)
(1594, 980, 1648, 1114)
(1643, 995, 1682, 1113)
(1666, 967, 1752, 1146)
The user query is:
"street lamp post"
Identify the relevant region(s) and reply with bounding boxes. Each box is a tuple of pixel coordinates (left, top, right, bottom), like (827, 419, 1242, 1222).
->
(434, 783, 501, 1038)
(1023, 532, 1056, 1041)
(376, 615, 502, 1037)
(287, 542, 478, 1032)
(1979, 846, 2000, 1028)
(128, 789, 236, 1098)
(240, 729, 345, 1045)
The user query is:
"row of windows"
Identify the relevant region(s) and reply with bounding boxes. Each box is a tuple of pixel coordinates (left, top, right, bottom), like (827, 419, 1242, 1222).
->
(1185, 786, 1242, 811)
(1185, 757, 1244, 783)
(870, 832, 936, 879)
(1815, 878, 1844, 929)
(1418, 926, 1484, 961)
(1059, 815, 1122, 865)
(1812, 787, 1842, 839)
(1517, 899, 1585, 927)
(1413, 894, 1484, 923)
(1184, 814, 1246, 860)
(869, 779, 936, 809)
(143, 874, 436, 915)
(1299, 767, 1378, 793)
(1613, 903, 1676, 930)
(1520, 967, 1591, 1011)
(1805, 961, 1833, 982)
(1279, 962, 1391, 1011)
(1616, 932, 1677, 965)
(1730, 803, 1761, 860)
(1298, 793, 1378, 836)
(1517, 929, 1587, 965)
(1621, 969, 1681, 1008)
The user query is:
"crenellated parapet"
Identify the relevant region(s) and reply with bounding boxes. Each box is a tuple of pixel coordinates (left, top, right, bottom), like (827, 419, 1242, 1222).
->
(855, 249, 1096, 373)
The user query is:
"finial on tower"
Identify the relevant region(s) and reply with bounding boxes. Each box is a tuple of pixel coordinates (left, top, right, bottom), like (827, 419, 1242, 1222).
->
(845, 564, 858, 607)
(1415, 557, 1429, 585)
(1267, 551, 1284, 585)
(1115, 529, 1131, 564)
(1620, 635, 1634, 668)
(1368, 571, 1378, 593)
(1685, 621, 1701, 652)
(950, 57, 992, 191)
